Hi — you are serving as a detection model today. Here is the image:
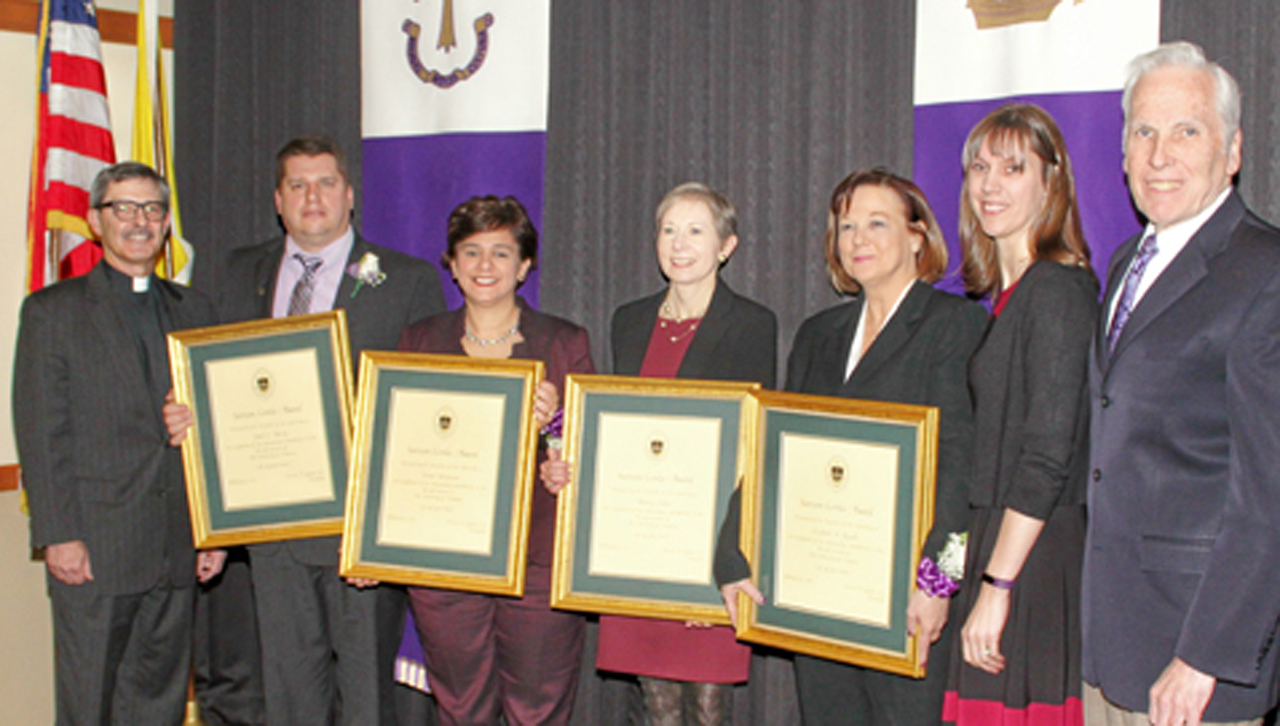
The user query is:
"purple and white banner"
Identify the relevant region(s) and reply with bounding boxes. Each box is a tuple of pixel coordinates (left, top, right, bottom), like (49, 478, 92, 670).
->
(362, 0, 550, 308)
(913, 0, 1160, 294)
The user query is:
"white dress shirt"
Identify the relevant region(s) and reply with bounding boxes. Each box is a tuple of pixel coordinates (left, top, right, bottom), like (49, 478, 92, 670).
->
(1107, 187, 1231, 327)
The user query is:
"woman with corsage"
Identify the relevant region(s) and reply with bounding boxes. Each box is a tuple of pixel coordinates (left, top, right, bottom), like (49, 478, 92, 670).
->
(401, 195, 594, 725)
(718, 169, 985, 725)
(943, 104, 1096, 726)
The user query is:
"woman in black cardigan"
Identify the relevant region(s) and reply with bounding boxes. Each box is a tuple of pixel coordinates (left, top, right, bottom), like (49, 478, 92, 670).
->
(719, 169, 986, 725)
(943, 104, 1097, 726)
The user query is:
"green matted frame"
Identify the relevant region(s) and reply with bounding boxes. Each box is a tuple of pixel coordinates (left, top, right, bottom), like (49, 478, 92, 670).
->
(551, 374, 760, 625)
(168, 310, 353, 548)
(735, 390, 938, 677)
(340, 351, 543, 597)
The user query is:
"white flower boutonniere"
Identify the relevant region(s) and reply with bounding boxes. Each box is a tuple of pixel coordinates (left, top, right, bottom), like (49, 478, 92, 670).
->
(936, 531, 968, 581)
(347, 252, 387, 298)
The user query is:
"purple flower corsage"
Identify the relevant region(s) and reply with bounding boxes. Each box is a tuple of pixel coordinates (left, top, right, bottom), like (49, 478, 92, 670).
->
(917, 556, 961, 598)
(542, 407, 564, 450)
(917, 531, 966, 597)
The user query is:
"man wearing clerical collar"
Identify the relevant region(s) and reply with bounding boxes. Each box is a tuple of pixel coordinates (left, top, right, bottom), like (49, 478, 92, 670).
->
(14, 161, 224, 725)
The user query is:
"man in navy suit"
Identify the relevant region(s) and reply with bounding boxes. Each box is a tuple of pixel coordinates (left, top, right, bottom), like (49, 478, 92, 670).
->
(15, 161, 226, 725)
(192, 136, 445, 726)
(1084, 42, 1280, 726)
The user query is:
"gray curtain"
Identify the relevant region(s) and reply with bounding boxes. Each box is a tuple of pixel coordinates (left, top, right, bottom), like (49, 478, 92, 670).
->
(1163, 3, 1280, 226)
(541, 1, 915, 371)
(174, 0, 362, 294)
(173, 2, 1280, 724)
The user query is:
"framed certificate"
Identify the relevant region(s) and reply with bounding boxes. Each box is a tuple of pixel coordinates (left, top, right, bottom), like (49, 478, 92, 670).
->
(168, 311, 354, 548)
(734, 391, 938, 677)
(340, 351, 544, 597)
(551, 374, 760, 624)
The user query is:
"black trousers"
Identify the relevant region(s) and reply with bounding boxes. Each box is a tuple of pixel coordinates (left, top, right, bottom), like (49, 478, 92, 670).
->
(194, 547, 265, 725)
(52, 582, 194, 726)
(794, 619, 954, 726)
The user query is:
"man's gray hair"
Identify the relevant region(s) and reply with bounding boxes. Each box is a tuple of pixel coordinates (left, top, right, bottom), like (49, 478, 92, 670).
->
(1122, 41, 1241, 150)
(88, 161, 171, 209)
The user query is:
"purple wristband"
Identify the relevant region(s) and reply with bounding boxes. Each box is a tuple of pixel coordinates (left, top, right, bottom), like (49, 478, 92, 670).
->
(981, 572, 1015, 590)
(916, 556, 960, 598)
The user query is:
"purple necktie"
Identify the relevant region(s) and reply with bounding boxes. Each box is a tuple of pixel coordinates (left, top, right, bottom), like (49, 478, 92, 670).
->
(1107, 234, 1158, 353)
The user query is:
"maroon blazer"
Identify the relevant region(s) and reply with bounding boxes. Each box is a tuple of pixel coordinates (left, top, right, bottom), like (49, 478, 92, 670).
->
(398, 299, 594, 567)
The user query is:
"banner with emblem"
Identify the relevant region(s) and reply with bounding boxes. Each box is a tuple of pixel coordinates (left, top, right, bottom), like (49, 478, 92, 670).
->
(913, 0, 1160, 292)
(361, 0, 549, 308)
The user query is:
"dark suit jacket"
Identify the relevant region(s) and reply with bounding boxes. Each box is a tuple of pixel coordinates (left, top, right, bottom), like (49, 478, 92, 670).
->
(1084, 191, 1280, 720)
(219, 233, 445, 565)
(15, 261, 218, 595)
(610, 279, 777, 386)
(398, 299, 595, 568)
(714, 280, 982, 584)
(788, 281, 985, 560)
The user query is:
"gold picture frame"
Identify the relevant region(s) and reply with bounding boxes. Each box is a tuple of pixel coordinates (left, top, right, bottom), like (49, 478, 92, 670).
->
(340, 351, 544, 597)
(168, 310, 354, 548)
(551, 374, 760, 624)
(734, 390, 938, 677)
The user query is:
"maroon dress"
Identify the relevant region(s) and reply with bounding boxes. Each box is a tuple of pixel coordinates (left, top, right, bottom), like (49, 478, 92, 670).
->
(595, 316, 752, 684)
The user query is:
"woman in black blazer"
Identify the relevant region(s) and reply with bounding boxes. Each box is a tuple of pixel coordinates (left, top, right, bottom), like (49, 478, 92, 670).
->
(943, 104, 1096, 726)
(719, 169, 985, 725)
(597, 182, 776, 725)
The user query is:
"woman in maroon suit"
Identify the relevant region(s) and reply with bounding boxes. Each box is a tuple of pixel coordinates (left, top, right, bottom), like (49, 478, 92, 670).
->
(596, 183, 777, 724)
(401, 196, 594, 725)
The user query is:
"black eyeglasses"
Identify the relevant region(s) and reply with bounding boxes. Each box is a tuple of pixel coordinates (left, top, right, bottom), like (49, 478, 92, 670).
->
(96, 200, 169, 222)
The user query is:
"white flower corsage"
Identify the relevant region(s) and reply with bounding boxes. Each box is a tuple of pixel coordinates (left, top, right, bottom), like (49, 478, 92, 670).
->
(936, 531, 968, 581)
(347, 252, 387, 298)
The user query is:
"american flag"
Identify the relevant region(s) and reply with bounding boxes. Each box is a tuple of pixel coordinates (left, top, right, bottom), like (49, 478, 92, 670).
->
(26, 0, 115, 292)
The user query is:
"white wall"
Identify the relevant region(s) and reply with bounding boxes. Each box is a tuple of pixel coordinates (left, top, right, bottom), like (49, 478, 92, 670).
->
(0, 2, 173, 720)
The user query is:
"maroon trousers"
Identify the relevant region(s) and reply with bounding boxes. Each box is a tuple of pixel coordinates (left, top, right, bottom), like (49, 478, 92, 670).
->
(409, 564, 584, 725)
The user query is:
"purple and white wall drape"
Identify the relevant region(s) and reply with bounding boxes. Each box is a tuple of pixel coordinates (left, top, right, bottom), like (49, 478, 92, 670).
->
(362, 0, 550, 309)
(913, 0, 1160, 294)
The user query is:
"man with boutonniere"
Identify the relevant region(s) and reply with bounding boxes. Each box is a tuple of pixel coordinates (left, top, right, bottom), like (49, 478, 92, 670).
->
(167, 136, 445, 725)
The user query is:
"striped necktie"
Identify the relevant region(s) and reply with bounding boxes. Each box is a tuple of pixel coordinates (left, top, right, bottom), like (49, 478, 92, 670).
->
(1107, 233, 1158, 353)
(287, 253, 323, 316)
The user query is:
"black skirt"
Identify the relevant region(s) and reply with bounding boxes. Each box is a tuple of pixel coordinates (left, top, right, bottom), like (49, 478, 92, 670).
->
(943, 504, 1084, 725)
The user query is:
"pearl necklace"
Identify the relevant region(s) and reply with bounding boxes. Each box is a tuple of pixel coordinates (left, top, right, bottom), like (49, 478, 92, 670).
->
(465, 322, 520, 347)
